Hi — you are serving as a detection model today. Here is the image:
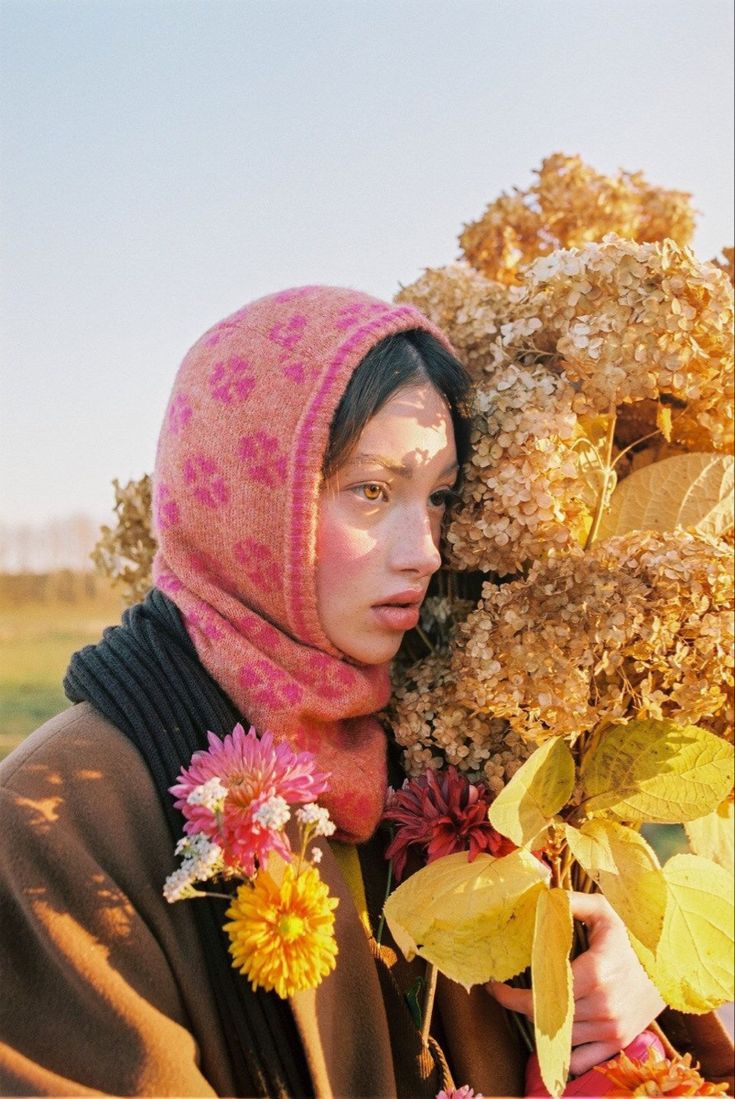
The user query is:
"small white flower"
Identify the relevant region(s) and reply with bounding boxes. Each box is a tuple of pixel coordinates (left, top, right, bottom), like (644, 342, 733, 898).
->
(186, 776, 228, 813)
(175, 832, 221, 860)
(310, 847, 323, 865)
(296, 802, 336, 837)
(189, 839, 225, 880)
(252, 795, 291, 831)
(165, 834, 225, 902)
(163, 865, 201, 903)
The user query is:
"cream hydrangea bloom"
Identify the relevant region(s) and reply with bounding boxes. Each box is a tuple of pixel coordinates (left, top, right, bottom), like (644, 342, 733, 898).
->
(459, 153, 694, 285)
(449, 530, 733, 746)
(444, 362, 591, 574)
(389, 645, 534, 795)
(394, 263, 515, 377)
(503, 235, 734, 453)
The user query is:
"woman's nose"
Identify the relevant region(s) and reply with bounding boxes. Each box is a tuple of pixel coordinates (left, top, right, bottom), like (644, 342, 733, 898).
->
(389, 508, 442, 577)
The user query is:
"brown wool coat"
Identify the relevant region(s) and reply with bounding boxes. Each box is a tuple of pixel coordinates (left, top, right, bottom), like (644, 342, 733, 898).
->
(1, 705, 732, 1098)
(0, 704, 526, 1098)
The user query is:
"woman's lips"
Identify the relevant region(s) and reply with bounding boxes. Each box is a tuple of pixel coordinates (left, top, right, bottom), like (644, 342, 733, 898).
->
(371, 604, 421, 631)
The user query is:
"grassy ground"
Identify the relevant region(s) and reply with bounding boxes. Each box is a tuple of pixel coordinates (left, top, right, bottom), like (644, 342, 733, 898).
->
(0, 574, 123, 760)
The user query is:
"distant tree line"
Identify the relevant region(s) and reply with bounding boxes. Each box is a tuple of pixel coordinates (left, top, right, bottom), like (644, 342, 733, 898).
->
(0, 515, 102, 573)
(0, 570, 106, 606)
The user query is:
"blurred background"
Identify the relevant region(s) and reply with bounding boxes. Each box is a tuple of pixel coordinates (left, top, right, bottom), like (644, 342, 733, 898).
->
(0, 0, 733, 1035)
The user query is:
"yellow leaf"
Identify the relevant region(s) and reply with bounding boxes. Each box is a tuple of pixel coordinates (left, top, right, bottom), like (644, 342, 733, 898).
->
(488, 738, 576, 847)
(577, 414, 613, 450)
(629, 854, 735, 1013)
(580, 719, 734, 823)
(656, 404, 673, 443)
(532, 888, 574, 1098)
(564, 819, 666, 951)
(685, 798, 735, 873)
(598, 453, 734, 541)
(383, 849, 549, 988)
(574, 414, 618, 512)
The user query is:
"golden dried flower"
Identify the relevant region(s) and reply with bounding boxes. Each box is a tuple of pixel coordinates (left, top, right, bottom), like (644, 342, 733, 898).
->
(504, 236, 734, 453)
(91, 475, 156, 606)
(451, 530, 733, 745)
(460, 153, 695, 284)
(460, 191, 544, 287)
(388, 645, 534, 795)
(444, 363, 592, 574)
(394, 263, 515, 377)
(711, 246, 734, 286)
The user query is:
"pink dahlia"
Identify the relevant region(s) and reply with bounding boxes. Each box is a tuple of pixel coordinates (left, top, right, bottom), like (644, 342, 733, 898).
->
(170, 723, 329, 876)
(383, 767, 515, 880)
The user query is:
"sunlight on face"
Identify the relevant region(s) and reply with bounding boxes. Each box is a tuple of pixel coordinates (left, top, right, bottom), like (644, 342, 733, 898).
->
(316, 383, 458, 664)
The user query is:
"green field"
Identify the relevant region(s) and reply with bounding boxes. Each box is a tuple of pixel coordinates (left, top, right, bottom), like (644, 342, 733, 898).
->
(0, 573, 124, 760)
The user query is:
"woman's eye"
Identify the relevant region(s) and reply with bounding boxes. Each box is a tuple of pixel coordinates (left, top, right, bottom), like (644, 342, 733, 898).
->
(355, 483, 385, 502)
(429, 488, 458, 509)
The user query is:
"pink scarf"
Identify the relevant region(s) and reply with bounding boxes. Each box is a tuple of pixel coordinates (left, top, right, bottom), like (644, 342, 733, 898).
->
(152, 285, 453, 841)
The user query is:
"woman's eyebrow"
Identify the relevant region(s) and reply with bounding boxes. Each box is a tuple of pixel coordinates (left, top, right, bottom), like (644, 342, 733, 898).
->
(350, 452, 412, 475)
(349, 453, 460, 479)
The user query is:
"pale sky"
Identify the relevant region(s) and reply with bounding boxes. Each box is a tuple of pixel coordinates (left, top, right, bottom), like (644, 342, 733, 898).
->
(1, 0, 733, 529)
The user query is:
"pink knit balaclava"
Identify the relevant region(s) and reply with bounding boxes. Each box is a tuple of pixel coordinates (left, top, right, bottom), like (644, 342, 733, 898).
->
(152, 285, 454, 842)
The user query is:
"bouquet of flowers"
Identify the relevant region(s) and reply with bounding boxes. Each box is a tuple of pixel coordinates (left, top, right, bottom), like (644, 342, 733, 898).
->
(385, 156, 734, 1097)
(163, 722, 339, 999)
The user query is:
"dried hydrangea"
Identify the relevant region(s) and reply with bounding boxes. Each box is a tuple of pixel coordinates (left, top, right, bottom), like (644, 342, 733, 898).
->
(444, 362, 592, 574)
(91, 475, 156, 605)
(451, 530, 733, 745)
(394, 263, 515, 377)
(711, 245, 734, 285)
(388, 645, 534, 795)
(502, 235, 734, 453)
(460, 153, 694, 285)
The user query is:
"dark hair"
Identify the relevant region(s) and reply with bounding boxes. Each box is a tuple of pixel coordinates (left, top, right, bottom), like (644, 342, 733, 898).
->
(323, 329, 473, 477)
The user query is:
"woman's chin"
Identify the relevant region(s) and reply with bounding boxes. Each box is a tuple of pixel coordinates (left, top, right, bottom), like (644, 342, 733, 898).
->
(339, 632, 404, 667)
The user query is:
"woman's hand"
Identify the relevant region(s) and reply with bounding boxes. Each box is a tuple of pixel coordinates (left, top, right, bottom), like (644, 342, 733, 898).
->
(487, 891, 666, 1076)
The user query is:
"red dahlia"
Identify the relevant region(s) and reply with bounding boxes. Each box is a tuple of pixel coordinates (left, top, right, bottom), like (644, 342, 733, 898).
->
(383, 767, 515, 880)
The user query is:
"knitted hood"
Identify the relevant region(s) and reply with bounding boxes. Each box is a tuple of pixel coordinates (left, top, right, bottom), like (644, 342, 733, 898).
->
(152, 284, 453, 841)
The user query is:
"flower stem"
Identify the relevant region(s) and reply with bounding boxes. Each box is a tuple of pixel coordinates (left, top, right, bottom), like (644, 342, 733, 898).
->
(508, 1007, 535, 1054)
(649, 1018, 680, 1059)
(611, 424, 664, 468)
(420, 963, 439, 1047)
(375, 859, 393, 946)
(584, 407, 617, 549)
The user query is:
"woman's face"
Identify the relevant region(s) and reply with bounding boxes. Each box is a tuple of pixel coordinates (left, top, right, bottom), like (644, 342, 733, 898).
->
(316, 382, 458, 664)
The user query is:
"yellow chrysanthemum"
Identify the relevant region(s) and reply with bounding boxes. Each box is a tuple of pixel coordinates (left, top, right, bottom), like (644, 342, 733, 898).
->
(224, 864, 338, 999)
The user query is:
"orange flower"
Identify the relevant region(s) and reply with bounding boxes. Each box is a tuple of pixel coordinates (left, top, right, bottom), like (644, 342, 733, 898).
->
(224, 863, 338, 999)
(597, 1047, 729, 1096)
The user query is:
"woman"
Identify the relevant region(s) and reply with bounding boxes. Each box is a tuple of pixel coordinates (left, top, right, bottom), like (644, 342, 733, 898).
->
(0, 286, 729, 1097)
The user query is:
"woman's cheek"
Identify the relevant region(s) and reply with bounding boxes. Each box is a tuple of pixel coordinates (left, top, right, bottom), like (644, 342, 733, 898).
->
(318, 500, 380, 572)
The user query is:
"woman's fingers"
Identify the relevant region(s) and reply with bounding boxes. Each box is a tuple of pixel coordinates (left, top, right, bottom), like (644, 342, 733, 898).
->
(485, 979, 533, 1018)
(568, 892, 665, 1047)
(570, 1011, 626, 1048)
(569, 1039, 623, 1076)
(486, 891, 665, 1070)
